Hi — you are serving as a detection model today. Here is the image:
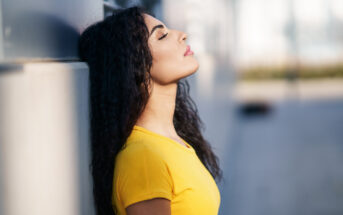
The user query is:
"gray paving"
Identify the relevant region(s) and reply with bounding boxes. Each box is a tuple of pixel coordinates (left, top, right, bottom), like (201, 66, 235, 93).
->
(216, 98, 343, 215)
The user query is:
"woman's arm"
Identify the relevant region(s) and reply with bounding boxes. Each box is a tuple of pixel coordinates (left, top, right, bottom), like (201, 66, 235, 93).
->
(126, 198, 171, 215)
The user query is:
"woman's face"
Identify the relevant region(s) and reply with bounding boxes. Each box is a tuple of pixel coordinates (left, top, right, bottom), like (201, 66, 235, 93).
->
(143, 14, 199, 85)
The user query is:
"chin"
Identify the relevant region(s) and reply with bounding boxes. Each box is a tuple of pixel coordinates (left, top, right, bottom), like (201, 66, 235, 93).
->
(170, 58, 199, 82)
(181, 64, 198, 80)
(189, 58, 199, 75)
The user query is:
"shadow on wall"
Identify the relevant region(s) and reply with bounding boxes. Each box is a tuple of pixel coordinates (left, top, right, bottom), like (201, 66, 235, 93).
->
(5, 12, 79, 60)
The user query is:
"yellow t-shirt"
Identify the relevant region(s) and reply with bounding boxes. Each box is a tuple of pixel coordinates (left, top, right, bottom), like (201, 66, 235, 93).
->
(112, 125, 221, 215)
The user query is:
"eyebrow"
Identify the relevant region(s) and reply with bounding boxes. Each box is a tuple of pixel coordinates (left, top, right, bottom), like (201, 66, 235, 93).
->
(150, 24, 164, 36)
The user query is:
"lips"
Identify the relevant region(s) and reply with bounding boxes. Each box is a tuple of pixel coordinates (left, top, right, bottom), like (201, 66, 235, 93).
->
(184, 45, 194, 56)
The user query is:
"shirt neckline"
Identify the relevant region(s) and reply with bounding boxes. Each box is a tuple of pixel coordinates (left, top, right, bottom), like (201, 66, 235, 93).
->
(132, 125, 195, 153)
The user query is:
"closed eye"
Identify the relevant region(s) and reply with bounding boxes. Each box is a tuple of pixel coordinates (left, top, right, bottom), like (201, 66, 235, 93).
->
(158, 33, 168, 40)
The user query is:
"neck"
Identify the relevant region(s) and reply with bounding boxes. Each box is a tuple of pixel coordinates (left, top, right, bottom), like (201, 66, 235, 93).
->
(135, 81, 178, 137)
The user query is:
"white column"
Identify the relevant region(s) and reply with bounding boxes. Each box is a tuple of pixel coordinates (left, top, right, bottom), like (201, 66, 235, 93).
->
(0, 62, 93, 215)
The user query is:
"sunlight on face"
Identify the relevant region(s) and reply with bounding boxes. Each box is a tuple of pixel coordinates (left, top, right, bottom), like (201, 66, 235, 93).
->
(143, 14, 199, 85)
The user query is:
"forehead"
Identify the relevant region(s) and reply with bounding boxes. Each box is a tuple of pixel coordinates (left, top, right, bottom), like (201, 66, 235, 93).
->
(143, 14, 165, 31)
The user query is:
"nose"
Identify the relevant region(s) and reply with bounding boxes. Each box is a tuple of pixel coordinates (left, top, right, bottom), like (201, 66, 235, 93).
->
(179, 31, 187, 42)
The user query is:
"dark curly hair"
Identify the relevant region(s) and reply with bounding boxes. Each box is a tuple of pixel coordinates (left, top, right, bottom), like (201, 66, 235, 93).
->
(78, 6, 222, 215)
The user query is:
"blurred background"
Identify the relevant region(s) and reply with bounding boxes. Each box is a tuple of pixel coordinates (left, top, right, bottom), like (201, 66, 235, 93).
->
(0, 0, 342, 214)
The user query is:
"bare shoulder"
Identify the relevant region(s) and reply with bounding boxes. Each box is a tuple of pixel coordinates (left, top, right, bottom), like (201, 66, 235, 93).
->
(126, 198, 171, 215)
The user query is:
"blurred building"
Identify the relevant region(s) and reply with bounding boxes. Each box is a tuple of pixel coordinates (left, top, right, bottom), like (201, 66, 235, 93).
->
(235, 0, 343, 68)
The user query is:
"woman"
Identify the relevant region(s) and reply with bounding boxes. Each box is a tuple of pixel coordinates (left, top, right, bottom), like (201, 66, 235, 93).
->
(78, 6, 222, 215)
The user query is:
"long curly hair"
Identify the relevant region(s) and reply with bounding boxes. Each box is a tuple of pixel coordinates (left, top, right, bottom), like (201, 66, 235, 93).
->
(78, 6, 222, 215)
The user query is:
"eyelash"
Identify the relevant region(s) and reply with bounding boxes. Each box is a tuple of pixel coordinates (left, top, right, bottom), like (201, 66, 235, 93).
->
(158, 33, 168, 40)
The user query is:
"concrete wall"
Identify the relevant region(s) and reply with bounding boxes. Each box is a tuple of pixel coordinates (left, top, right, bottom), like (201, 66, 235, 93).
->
(0, 62, 93, 215)
(0, 1, 103, 215)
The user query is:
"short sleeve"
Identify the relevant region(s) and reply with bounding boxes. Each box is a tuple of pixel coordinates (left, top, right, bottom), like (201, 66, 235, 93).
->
(115, 144, 173, 208)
